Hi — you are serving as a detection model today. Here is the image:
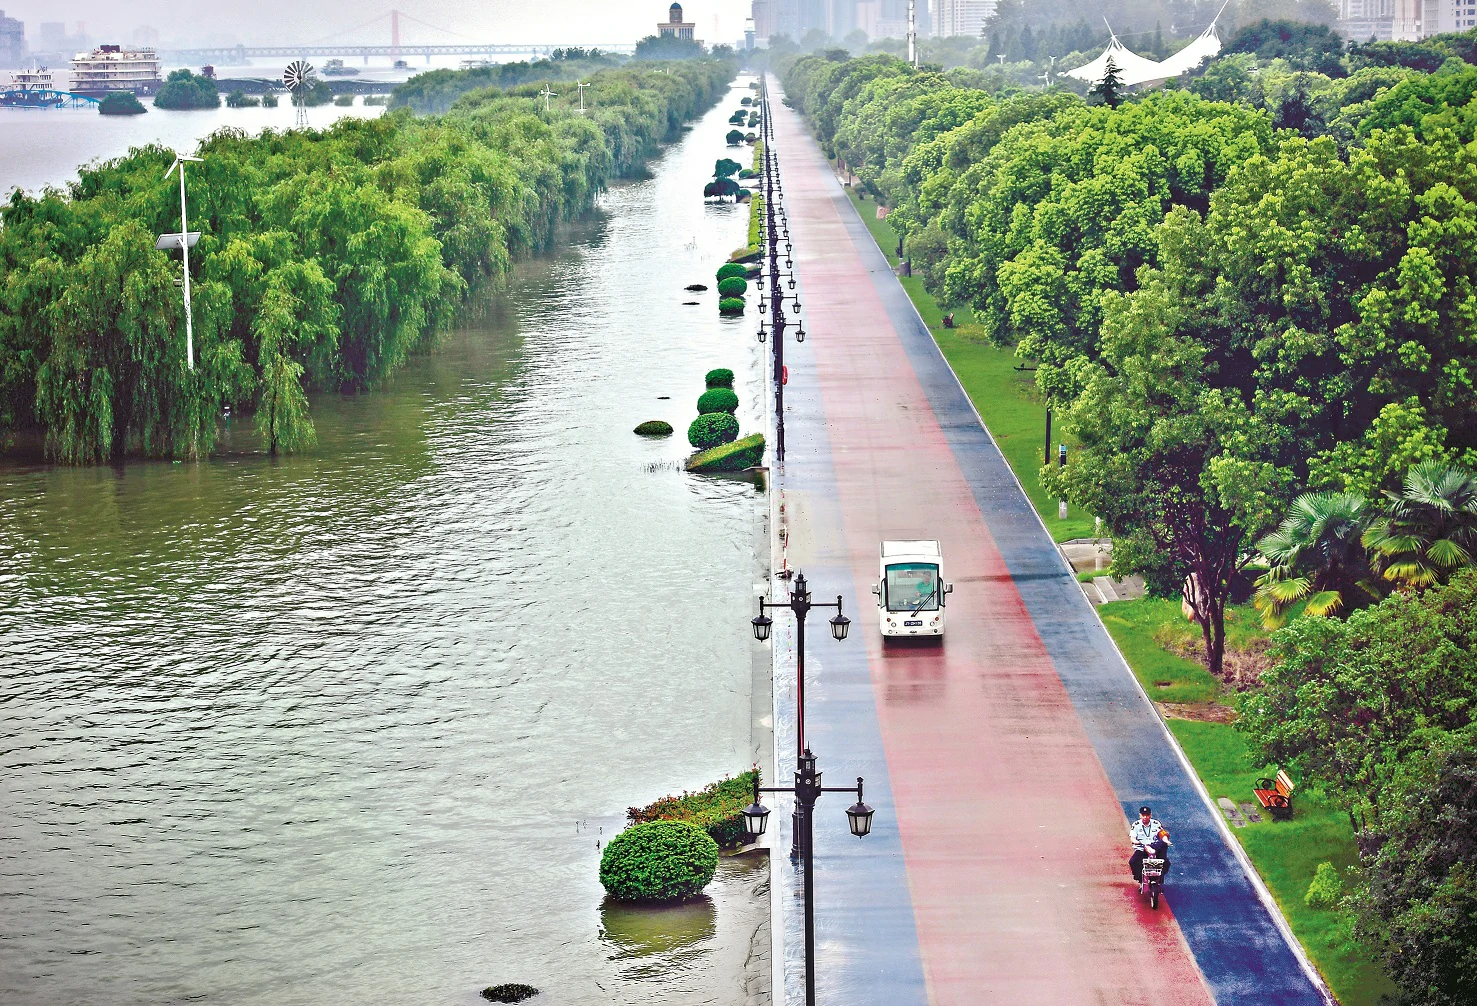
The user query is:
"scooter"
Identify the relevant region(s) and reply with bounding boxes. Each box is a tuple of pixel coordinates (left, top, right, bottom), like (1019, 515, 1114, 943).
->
(1138, 851, 1167, 910)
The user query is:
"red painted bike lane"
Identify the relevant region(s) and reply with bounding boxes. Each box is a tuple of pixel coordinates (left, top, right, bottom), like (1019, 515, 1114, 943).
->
(769, 94, 1225, 1003)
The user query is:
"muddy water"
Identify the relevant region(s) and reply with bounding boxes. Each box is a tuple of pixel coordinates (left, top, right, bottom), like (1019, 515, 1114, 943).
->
(0, 81, 770, 1005)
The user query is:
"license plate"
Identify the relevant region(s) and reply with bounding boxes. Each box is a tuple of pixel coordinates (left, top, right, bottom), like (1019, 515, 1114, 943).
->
(903, 620, 923, 626)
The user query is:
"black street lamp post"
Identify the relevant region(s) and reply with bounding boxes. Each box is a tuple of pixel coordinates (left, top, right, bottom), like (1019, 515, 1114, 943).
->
(745, 571, 873, 1006)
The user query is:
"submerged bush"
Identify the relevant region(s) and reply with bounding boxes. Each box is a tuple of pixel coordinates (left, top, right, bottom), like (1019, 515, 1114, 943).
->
(717, 276, 747, 298)
(687, 432, 765, 473)
(688, 412, 739, 449)
(98, 91, 146, 115)
(697, 387, 739, 414)
(634, 420, 673, 436)
(718, 297, 745, 315)
(726, 129, 744, 144)
(599, 820, 719, 902)
(480, 984, 539, 1003)
(715, 262, 747, 282)
(628, 770, 759, 848)
(704, 367, 734, 388)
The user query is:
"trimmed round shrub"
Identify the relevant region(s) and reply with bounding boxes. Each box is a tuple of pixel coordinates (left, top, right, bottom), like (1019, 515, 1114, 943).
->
(481, 985, 539, 1003)
(687, 433, 766, 473)
(634, 420, 673, 436)
(741, 96, 753, 105)
(717, 277, 747, 298)
(715, 262, 747, 282)
(745, 132, 757, 143)
(688, 412, 740, 449)
(726, 129, 744, 145)
(697, 387, 739, 414)
(705, 367, 735, 388)
(719, 297, 745, 315)
(599, 820, 719, 902)
(99, 91, 147, 115)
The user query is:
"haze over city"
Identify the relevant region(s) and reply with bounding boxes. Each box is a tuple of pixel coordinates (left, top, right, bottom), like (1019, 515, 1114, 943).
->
(0, 0, 754, 48)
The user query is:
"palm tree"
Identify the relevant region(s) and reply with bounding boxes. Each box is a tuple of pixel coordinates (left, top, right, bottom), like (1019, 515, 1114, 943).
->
(1363, 461, 1477, 588)
(1254, 491, 1378, 628)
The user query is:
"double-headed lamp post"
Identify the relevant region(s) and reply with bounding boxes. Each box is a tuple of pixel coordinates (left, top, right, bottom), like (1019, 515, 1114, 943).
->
(744, 571, 875, 1006)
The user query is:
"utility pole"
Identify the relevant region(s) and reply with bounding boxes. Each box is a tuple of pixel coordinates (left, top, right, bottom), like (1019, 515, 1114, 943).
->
(575, 80, 590, 113)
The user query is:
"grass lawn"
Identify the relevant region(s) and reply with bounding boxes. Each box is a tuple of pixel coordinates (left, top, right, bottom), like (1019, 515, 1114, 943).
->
(838, 168, 1396, 1006)
(844, 186, 1095, 541)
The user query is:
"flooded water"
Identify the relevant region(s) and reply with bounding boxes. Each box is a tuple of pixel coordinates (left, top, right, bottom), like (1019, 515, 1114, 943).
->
(0, 102, 385, 196)
(0, 82, 770, 1005)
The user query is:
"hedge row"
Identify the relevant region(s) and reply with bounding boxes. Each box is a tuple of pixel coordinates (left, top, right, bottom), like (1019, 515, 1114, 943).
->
(626, 769, 760, 849)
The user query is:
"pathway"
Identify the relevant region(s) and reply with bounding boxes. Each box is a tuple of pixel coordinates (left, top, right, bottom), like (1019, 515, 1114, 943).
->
(764, 82, 1330, 1005)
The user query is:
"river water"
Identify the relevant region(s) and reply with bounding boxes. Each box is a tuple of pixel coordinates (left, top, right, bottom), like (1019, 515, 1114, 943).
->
(0, 81, 770, 1005)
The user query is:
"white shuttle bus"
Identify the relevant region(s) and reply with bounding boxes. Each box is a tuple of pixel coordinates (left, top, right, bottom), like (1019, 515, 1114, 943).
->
(872, 540, 953, 638)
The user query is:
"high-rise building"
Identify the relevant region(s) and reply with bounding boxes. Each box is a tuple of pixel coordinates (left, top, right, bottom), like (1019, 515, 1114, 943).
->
(0, 9, 25, 67)
(933, 0, 994, 37)
(1388, 0, 1477, 36)
(1340, 0, 1394, 39)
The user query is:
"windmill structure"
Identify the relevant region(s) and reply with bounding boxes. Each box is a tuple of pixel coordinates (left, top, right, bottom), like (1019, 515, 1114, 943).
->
(575, 80, 590, 114)
(539, 85, 557, 113)
(283, 59, 316, 128)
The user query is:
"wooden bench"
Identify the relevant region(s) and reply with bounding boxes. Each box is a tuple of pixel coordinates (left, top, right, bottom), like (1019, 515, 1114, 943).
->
(1253, 769, 1296, 821)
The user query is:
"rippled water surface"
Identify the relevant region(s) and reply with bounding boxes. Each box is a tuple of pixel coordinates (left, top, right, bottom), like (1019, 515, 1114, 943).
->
(0, 83, 768, 1005)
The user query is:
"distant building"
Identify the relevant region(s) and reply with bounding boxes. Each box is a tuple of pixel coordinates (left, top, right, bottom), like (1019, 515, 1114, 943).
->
(70, 44, 163, 96)
(1389, 0, 1475, 36)
(1340, 0, 1394, 40)
(0, 9, 26, 66)
(659, 3, 698, 41)
(933, 0, 994, 38)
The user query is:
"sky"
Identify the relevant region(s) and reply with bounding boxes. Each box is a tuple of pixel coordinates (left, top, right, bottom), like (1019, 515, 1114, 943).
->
(2, 1, 753, 49)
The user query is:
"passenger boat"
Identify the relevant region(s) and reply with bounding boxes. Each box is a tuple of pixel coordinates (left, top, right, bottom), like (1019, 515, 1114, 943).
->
(1, 66, 67, 107)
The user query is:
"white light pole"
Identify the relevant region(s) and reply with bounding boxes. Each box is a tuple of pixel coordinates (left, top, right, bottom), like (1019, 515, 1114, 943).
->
(160, 154, 203, 371)
(907, 0, 917, 67)
(576, 80, 590, 113)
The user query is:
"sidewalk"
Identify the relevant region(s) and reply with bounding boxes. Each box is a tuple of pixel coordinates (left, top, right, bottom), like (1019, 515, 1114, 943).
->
(764, 84, 1330, 1005)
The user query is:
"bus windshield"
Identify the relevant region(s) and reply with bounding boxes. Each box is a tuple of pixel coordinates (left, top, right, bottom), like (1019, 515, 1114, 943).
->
(885, 563, 940, 611)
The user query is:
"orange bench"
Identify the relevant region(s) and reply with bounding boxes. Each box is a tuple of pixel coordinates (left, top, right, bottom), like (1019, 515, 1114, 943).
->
(1253, 769, 1296, 821)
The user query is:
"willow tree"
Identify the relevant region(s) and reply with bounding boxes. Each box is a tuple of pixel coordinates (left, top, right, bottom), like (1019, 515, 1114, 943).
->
(252, 277, 318, 456)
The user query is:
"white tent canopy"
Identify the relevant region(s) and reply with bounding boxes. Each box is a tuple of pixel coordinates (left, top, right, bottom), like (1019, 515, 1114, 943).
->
(1157, 23, 1223, 79)
(1065, 34, 1173, 88)
(1065, 8, 1228, 89)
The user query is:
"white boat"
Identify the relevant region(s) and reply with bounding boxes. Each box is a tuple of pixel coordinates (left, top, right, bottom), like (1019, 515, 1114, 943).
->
(69, 45, 163, 97)
(1, 65, 63, 107)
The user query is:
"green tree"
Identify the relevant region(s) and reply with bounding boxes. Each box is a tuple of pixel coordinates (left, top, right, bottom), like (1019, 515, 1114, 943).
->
(1254, 492, 1378, 627)
(1236, 569, 1477, 834)
(1363, 462, 1477, 588)
(1090, 58, 1124, 108)
(154, 69, 221, 110)
(1352, 733, 1477, 1006)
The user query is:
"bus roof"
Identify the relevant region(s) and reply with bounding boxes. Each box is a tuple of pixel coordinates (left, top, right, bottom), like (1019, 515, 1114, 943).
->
(881, 540, 940, 559)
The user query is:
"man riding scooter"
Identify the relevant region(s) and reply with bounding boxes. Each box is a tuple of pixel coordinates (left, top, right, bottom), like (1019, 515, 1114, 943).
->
(1129, 805, 1171, 883)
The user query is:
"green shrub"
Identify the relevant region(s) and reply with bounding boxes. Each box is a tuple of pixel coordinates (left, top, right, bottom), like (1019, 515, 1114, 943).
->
(688, 412, 739, 449)
(98, 91, 146, 115)
(704, 367, 735, 388)
(480, 984, 539, 1003)
(225, 90, 260, 108)
(739, 168, 756, 178)
(697, 387, 739, 414)
(153, 69, 220, 110)
(628, 770, 759, 849)
(1305, 861, 1344, 910)
(261, 93, 279, 107)
(741, 97, 753, 105)
(717, 276, 747, 298)
(718, 297, 745, 315)
(333, 94, 355, 106)
(726, 129, 744, 145)
(599, 820, 718, 902)
(688, 433, 766, 472)
(634, 420, 673, 436)
(715, 262, 748, 282)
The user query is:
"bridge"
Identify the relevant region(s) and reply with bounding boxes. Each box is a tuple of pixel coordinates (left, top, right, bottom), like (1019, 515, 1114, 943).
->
(160, 42, 636, 65)
(0, 88, 99, 109)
